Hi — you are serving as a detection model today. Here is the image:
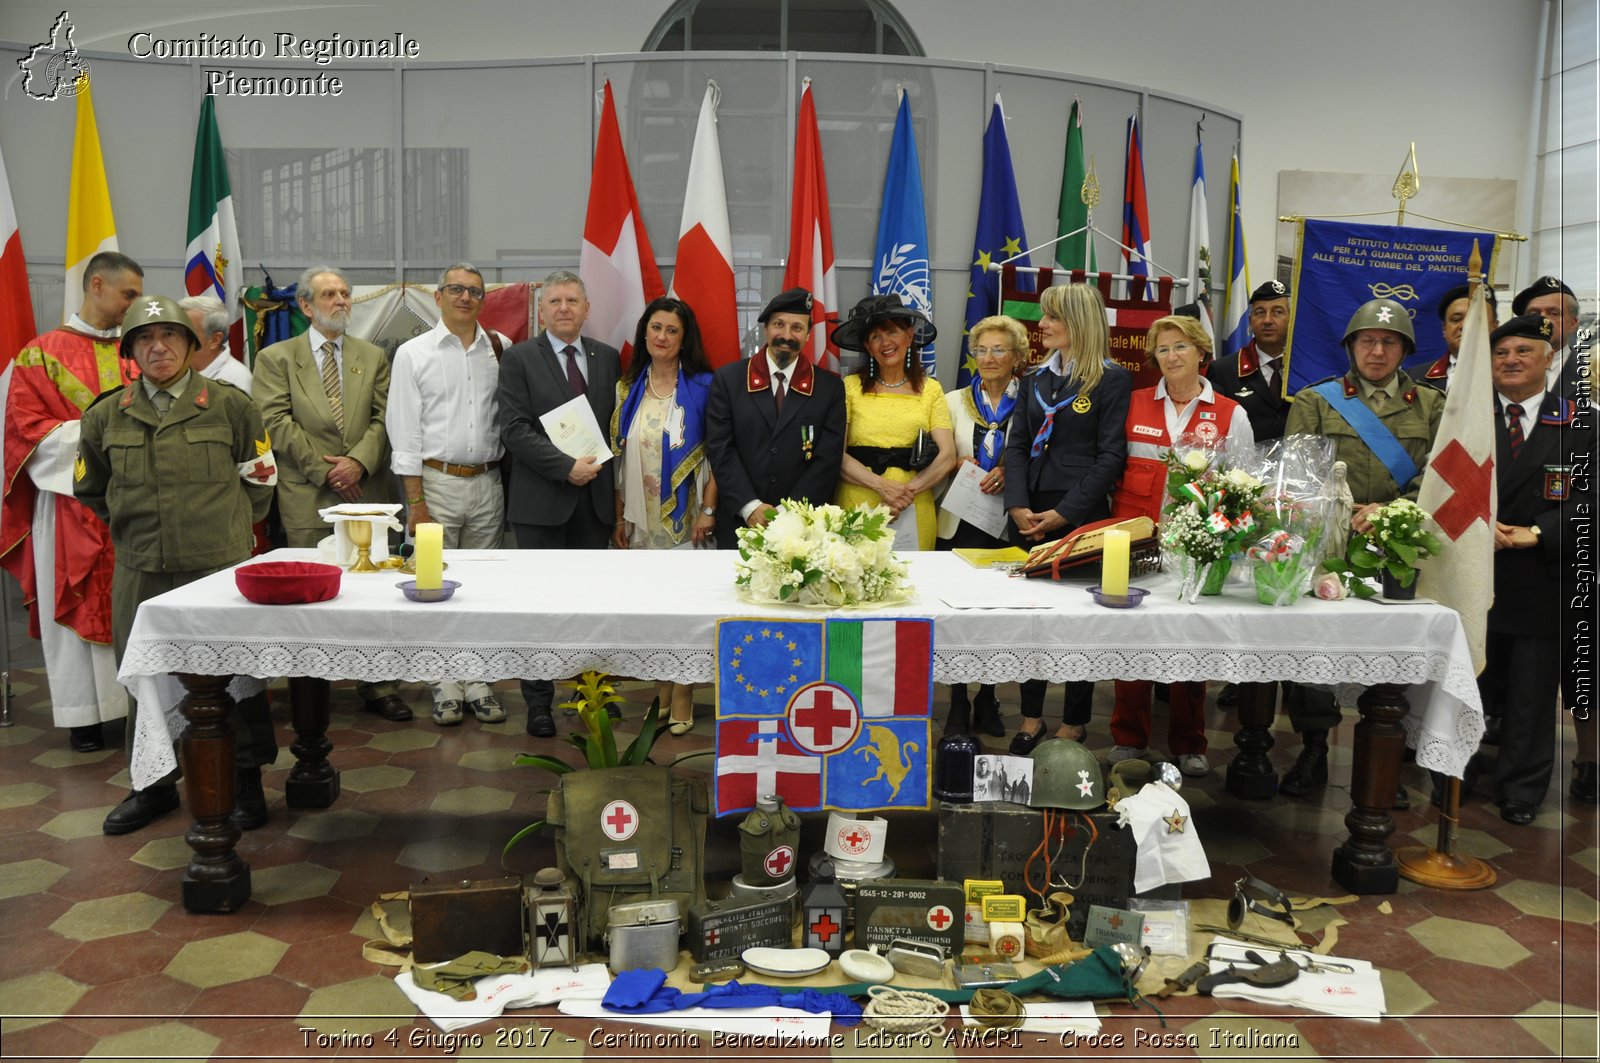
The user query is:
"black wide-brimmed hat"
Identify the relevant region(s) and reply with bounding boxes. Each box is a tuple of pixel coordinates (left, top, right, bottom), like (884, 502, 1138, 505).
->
(828, 293, 937, 352)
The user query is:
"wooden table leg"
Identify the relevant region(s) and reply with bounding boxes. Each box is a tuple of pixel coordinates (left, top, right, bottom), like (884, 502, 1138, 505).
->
(285, 677, 339, 809)
(176, 672, 251, 913)
(1226, 682, 1279, 799)
(1331, 682, 1408, 894)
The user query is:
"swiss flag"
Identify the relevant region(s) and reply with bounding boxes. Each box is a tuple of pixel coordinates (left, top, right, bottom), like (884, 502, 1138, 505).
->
(782, 79, 839, 372)
(669, 81, 741, 368)
(0, 142, 35, 364)
(579, 81, 665, 371)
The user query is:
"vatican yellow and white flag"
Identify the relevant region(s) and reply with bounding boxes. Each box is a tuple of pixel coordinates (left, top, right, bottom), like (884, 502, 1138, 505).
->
(62, 76, 118, 323)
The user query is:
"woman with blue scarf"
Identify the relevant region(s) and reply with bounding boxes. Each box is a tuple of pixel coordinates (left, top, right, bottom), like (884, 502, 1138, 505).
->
(935, 314, 1025, 735)
(1002, 284, 1132, 755)
(610, 296, 717, 734)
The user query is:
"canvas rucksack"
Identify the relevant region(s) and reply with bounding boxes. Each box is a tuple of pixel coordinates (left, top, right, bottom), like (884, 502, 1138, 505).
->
(545, 762, 708, 950)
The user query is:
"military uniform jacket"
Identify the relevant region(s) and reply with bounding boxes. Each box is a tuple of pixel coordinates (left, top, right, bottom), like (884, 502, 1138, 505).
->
(75, 378, 275, 573)
(705, 353, 846, 549)
(1207, 341, 1288, 439)
(1284, 368, 1443, 506)
(1490, 392, 1588, 639)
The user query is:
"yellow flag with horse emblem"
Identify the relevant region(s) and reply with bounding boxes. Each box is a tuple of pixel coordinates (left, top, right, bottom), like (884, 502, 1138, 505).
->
(714, 617, 932, 815)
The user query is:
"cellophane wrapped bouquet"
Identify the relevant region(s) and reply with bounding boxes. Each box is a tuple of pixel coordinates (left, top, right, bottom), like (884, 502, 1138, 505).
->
(734, 500, 911, 606)
(1241, 435, 1340, 606)
(1159, 438, 1266, 600)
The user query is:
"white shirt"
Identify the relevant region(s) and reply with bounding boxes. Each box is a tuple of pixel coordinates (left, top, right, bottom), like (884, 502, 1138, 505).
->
(1497, 389, 1543, 441)
(387, 319, 506, 475)
(548, 334, 588, 386)
(307, 326, 342, 379)
(1154, 376, 1256, 449)
(197, 347, 253, 394)
(1546, 343, 1570, 392)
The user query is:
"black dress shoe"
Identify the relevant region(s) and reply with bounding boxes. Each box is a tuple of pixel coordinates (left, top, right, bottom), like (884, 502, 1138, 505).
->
(1480, 715, 1501, 746)
(231, 767, 268, 831)
(1278, 731, 1329, 798)
(1217, 683, 1239, 706)
(69, 723, 104, 753)
(971, 688, 1006, 738)
(526, 707, 556, 738)
(1499, 801, 1537, 826)
(103, 785, 180, 835)
(362, 695, 413, 722)
(1008, 727, 1044, 756)
(1572, 761, 1599, 804)
(1391, 783, 1411, 811)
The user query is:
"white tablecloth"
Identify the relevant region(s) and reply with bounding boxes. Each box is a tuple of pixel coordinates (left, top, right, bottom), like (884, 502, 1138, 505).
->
(120, 549, 1482, 787)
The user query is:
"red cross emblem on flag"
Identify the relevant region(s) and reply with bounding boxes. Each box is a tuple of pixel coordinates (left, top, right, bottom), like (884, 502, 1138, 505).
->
(926, 905, 954, 931)
(786, 681, 860, 754)
(764, 845, 795, 879)
(600, 799, 638, 841)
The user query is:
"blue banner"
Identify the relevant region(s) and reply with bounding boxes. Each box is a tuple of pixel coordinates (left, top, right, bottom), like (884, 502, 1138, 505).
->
(1285, 219, 1498, 394)
(872, 93, 936, 375)
(960, 97, 1032, 387)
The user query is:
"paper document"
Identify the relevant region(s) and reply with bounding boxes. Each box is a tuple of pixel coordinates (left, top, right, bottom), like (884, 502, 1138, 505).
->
(890, 507, 920, 550)
(539, 395, 614, 464)
(938, 461, 1007, 539)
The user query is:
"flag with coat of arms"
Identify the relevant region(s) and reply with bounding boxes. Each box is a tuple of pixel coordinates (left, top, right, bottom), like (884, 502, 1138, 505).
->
(871, 89, 935, 375)
(714, 617, 932, 815)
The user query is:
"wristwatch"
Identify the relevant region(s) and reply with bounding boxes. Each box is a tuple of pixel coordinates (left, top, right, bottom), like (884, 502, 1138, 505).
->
(701, 505, 716, 517)
(1528, 524, 1541, 542)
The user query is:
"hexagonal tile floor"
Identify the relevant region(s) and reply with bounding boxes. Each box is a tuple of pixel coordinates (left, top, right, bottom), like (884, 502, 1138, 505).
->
(1, 671, 1594, 1060)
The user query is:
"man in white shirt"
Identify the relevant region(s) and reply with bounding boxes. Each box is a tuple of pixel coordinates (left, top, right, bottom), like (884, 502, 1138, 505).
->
(179, 294, 253, 394)
(388, 263, 509, 727)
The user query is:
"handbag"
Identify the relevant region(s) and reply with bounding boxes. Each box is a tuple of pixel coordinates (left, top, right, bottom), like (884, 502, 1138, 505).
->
(907, 429, 936, 471)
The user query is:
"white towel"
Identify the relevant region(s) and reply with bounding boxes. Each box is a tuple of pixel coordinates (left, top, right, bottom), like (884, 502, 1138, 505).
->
(395, 962, 611, 1032)
(1114, 780, 1210, 891)
(1205, 936, 1386, 1020)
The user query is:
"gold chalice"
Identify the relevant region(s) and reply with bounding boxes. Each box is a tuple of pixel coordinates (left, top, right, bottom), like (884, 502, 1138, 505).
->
(345, 519, 381, 573)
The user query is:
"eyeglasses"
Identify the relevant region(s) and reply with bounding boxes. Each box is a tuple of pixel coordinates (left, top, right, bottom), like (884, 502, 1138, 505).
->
(1353, 336, 1403, 352)
(969, 346, 1017, 359)
(1153, 342, 1197, 357)
(440, 283, 485, 300)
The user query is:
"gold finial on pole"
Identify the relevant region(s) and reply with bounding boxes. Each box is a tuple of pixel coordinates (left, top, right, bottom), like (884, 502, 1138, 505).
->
(1392, 142, 1420, 225)
(1080, 154, 1100, 210)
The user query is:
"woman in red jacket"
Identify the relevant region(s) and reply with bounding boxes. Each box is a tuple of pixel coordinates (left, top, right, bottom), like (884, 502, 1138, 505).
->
(1107, 314, 1254, 776)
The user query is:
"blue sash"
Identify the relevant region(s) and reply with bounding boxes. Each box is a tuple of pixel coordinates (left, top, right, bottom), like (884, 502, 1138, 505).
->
(1310, 380, 1418, 488)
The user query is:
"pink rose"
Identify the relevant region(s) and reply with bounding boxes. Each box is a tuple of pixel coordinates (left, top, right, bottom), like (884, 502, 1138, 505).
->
(1314, 573, 1346, 601)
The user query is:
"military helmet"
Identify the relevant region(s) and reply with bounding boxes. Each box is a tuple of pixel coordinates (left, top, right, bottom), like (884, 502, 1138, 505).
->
(1342, 298, 1415, 351)
(120, 295, 200, 360)
(1028, 738, 1105, 811)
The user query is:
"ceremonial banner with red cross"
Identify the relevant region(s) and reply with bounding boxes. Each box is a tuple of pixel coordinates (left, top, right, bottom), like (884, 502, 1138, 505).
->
(715, 617, 932, 816)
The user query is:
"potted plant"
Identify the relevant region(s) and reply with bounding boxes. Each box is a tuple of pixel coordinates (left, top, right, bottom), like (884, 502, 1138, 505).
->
(1320, 498, 1444, 600)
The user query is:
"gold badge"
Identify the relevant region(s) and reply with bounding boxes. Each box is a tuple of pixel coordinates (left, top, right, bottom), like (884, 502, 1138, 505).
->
(255, 433, 271, 457)
(1071, 395, 1092, 414)
(73, 455, 86, 482)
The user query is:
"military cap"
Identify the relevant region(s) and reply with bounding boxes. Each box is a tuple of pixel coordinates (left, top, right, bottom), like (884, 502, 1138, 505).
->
(1435, 283, 1497, 319)
(1490, 313, 1554, 348)
(758, 287, 814, 323)
(1249, 279, 1289, 303)
(1511, 275, 1575, 316)
(1343, 298, 1415, 348)
(120, 295, 200, 360)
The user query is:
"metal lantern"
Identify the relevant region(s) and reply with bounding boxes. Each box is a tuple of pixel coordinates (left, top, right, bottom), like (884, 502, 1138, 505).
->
(527, 866, 577, 969)
(801, 859, 850, 956)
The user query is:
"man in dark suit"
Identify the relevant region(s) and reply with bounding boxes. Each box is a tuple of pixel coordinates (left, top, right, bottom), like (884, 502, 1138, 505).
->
(253, 265, 408, 722)
(499, 269, 621, 736)
(1419, 283, 1499, 391)
(1479, 314, 1589, 824)
(1513, 275, 1586, 400)
(1208, 280, 1290, 440)
(705, 287, 846, 549)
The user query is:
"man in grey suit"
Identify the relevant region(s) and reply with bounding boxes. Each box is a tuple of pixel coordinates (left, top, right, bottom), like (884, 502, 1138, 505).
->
(499, 269, 621, 736)
(253, 265, 409, 721)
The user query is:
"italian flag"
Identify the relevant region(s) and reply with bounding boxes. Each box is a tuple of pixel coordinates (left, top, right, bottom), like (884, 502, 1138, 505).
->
(825, 619, 932, 718)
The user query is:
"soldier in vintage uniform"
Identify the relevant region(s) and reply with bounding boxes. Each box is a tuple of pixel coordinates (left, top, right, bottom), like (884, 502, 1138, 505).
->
(74, 296, 279, 835)
(1281, 298, 1444, 799)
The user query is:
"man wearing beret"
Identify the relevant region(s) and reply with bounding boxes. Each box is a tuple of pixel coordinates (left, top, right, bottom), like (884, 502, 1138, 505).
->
(75, 295, 279, 834)
(1514, 275, 1586, 399)
(706, 287, 846, 548)
(1478, 314, 1590, 824)
(1420, 283, 1499, 391)
(1208, 279, 1291, 440)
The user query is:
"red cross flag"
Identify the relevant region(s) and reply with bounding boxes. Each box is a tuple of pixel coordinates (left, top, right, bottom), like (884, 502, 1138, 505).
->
(1416, 276, 1496, 672)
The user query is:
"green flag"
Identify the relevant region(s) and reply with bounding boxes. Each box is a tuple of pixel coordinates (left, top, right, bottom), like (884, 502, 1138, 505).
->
(1055, 99, 1096, 272)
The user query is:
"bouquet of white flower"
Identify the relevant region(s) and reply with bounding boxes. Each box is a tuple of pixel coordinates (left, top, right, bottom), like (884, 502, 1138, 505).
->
(734, 500, 912, 607)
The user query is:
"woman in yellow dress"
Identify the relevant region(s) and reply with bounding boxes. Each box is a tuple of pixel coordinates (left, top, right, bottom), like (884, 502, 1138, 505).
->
(829, 295, 955, 549)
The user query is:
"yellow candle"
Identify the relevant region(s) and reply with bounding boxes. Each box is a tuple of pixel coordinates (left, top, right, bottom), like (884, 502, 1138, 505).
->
(414, 522, 444, 591)
(1101, 528, 1130, 598)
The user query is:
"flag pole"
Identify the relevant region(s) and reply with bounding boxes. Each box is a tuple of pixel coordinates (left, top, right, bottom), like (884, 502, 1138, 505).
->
(1395, 238, 1496, 892)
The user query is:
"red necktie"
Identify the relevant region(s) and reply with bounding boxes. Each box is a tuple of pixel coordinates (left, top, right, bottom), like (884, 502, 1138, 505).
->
(1505, 403, 1524, 459)
(563, 345, 586, 397)
(773, 370, 786, 415)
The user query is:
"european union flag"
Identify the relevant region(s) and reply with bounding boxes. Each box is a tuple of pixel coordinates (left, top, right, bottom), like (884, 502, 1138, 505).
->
(960, 95, 1032, 387)
(715, 618, 824, 717)
(872, 91, 935, 375)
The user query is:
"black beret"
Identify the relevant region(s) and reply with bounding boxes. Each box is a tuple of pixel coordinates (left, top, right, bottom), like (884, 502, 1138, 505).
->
(1249, 279, 1288, 303)
(1490, 313, 1554, 347)
(1435, 284, 1497, 319)
(1511, 275, 1574, 316)
(1173, 301, 1204, 321)
(758, 287, 813, 323)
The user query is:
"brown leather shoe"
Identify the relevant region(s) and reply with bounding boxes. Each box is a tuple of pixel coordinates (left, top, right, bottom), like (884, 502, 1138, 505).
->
(362, 695, 413, 722)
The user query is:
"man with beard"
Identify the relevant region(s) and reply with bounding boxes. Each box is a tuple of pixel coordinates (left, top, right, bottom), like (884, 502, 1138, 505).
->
(706, 287, 847, 548)
(253, 266, 406, 721)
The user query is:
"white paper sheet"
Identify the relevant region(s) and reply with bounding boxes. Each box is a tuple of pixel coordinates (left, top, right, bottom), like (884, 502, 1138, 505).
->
(539, 395, 614, 464)
(890, 507, 920, 550)
(558, 998, 833, 1042)
(1205, 936, 1386, 1020)
(938, 461, 1007, 539)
